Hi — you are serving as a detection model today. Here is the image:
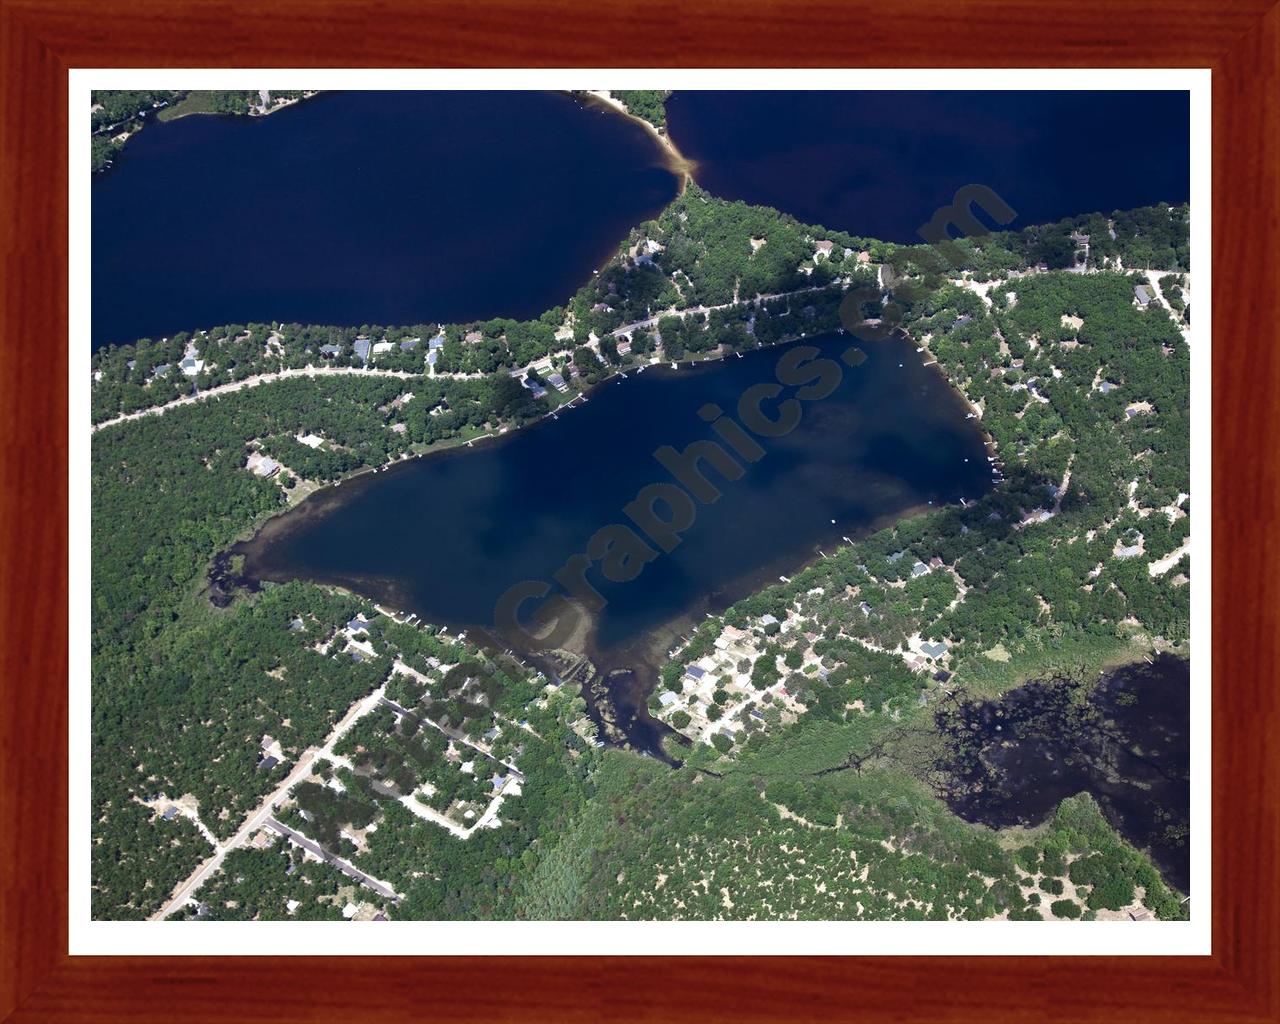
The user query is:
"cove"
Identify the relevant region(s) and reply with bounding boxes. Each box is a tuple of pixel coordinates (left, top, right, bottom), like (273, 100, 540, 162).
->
(92, 91, 679, 350)
(934, 654, 1191, 892)
(666, 91, 1190, 244)
(232, 333, 995, 754)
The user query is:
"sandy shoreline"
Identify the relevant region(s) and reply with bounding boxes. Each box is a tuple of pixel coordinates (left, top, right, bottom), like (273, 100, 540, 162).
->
(577, 91, 696, 185)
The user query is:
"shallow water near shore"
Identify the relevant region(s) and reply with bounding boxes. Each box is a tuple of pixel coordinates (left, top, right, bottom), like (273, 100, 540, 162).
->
(231, 334, 995, 750)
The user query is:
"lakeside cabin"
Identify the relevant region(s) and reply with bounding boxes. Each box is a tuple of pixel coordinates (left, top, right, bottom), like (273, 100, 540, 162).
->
(919, 640, 950, 660)
(247, 453, 280, 479)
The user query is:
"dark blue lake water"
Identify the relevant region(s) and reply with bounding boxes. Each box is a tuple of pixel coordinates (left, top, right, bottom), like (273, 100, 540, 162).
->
(95, 86, 1194, 882)
(91, 91, 679, 350)
(234, 334, 994, 746)
(666, 91, 1190, 243)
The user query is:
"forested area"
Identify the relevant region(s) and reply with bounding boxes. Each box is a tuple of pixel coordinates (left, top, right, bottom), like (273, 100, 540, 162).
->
(91, 91, 184, 170)
(675, 265, 1190, 724)
(611, 91, 670, 128)
(91, 370, 558, 916)
(90, 188, 1187, 426)
(91, 184, 1191, 919)
(511, 713, 1185, 921)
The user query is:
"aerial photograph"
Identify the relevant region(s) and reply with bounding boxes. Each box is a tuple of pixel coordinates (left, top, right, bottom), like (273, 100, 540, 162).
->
(88, 87, 1193, 925)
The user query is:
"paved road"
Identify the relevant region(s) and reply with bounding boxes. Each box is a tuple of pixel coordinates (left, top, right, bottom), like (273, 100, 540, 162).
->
(94, 283, 850, 435)
(379, 689, 525, 780)
(150, 684, 388, 920)
(264, 818, 399, 901)
(92, 365, 421, 433)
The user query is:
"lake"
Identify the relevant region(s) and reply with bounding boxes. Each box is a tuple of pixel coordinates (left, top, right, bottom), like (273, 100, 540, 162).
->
(232, 333, 995, 751)
(934, 654, 1191, 893)
(666, 91, 1190, 243)
(91, 91, 679, 350)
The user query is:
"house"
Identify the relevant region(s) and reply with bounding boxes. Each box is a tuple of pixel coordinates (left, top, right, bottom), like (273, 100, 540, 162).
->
(658, 690, 681, 708)
(372, 340, 394, 355)
(760, 614, 779, 627)
(288, 617, 305, 632)
(258, 755, 279, 772)
(483, 726, 500, 743)
(426, 350, 439, 367)
(180, 356, 204, 376)
(251, 456, 281, 479)
(319, 344, 341, 357)
(911, 561, 929, 578)
(297, 432, 325, 449)
(464, 331, 484, 344)
(428, 334, 446, 350)
(152, 364, 171, 377)
(616, 339, 632, 356)
(951, 315, 972, 330)
(545, 373, 569, 393)
(353, 338, 372, 362)
(1134, 285, 1153, 307)
(685, 665, 706, 681)
(919, 640, 950, 660)
(929, 556, 945, 569)
(858, 601, 872, 617)
(933, 670, 952, 683)
(161, 806, 179, 821)
(1098, 380, 1118, 394)
(886, 550, 905, 563)
(813, 239, 835, 259)
(399, 338, 421, 352)
(347, 617, 369, 634)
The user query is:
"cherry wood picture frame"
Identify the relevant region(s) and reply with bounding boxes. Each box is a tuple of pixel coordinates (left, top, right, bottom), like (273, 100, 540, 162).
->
(3, 1, 1277, 1020)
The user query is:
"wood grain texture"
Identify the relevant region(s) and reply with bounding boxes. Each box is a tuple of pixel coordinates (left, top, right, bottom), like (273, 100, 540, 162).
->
(1, 1, 1276, 1020)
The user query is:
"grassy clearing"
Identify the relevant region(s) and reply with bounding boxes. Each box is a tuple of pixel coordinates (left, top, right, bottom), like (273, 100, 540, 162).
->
(951, 629, 1156, 698)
